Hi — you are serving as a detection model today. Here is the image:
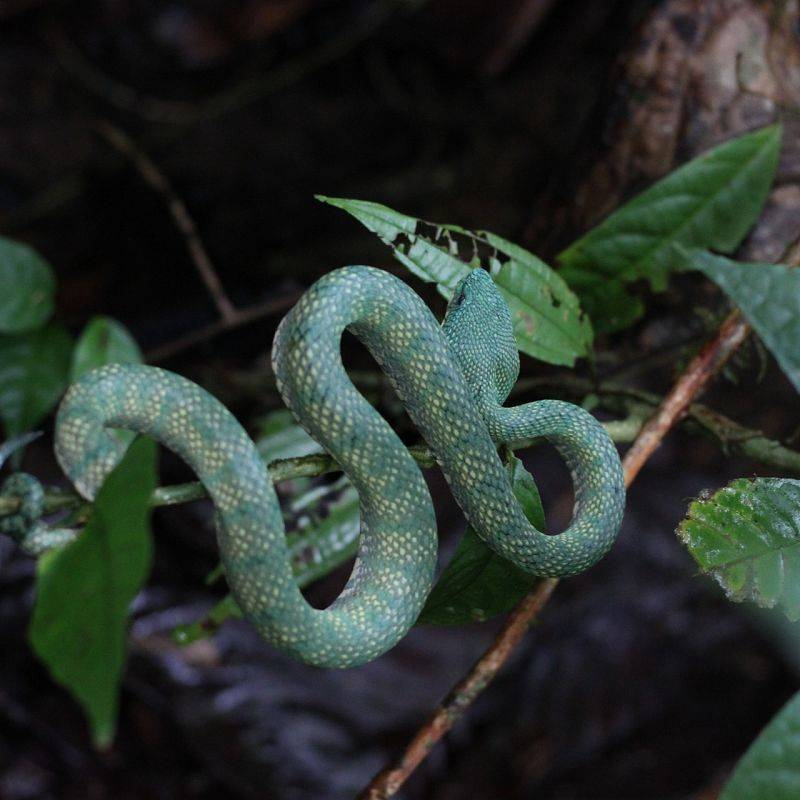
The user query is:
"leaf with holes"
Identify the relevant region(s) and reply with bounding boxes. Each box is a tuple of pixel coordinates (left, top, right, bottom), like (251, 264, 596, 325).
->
(0, 236, 56, 333)
(678, 478, 800, 621)
(30, 437, 156, 748)
(682, 249, 800, 394)
(559, 124, 782, 332)
(71, 316, 143, 381)
(720, 689, 800, 799)
(417, 453, 546, 625)
(0, 324, 73, 437)
(317, 195, 592, 366)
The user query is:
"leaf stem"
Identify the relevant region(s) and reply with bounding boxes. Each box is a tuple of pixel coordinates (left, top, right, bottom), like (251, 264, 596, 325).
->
(5, 396, 800, 519)
(0, 445, 437, 517)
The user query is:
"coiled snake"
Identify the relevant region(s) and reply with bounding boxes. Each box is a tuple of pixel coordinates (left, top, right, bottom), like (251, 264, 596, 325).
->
(1, 266, 625, 667)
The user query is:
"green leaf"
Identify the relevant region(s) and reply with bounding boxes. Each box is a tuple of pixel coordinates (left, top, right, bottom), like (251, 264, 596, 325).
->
(317, 195, 592, 366)
(70, 316, 143, 448)
(684, 249, 800, 394)
(0, 236, 56, 333)
(254, 408, 321, 462)
(417, 453, 546, 625)
(71, 316, 143, 381)
(559, 125, 782, 332)
(576, 280, 645, 335)
(173, 478, 360, 645)
(30, 437, 156, 748)
(678, 478, 800, 621)
(0, 324, 73, 437)
(720, 689, 800, 799)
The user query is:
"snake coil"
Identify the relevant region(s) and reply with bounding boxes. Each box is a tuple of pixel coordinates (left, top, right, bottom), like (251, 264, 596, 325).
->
(8, 266, 625, 667)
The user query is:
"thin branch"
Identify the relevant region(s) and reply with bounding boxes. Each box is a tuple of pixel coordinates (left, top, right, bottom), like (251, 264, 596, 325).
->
(0, 445, 438, 517)
(95, 121, 237, 323)
(144, 291, 301, 362)
(93, 121, 305, 361)
(529, 376, 800, 474)
(357, 578, 559, 800)
(357, 305, 754, 799)
(0, 414, 650, 518)
(6, 381, 799, 521)
(621, 310, 750, 483)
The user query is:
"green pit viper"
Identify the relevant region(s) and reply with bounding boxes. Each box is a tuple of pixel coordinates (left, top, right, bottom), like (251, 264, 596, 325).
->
(0, 266, 625, 668)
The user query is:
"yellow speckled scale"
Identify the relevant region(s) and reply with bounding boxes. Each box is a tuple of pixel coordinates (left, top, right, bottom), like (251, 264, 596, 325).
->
(36, 266, 624, 667)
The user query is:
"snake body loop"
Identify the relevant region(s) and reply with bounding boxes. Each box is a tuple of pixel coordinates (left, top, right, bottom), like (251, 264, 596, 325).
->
(0, 473, 74, 555)
(53, 266, 625, 667)
(0, 473, 44, 543)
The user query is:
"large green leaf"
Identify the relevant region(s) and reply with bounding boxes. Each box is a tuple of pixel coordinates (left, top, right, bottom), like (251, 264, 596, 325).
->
(0, 324, 73, 437)
(720, 689, 800, 799)
(417, 453, 546, 625)
(0, 236, 56, 333)
(317, 195, 592, 366)
(684, 249, 800, 394)
(678, 478, 800, 621)
(30, 437, 156, 748)
(71, 316, 143, 381)
(559, 125, 782, 332)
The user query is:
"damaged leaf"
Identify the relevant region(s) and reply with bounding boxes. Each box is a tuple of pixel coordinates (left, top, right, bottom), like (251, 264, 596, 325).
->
(678, 477, 800, 622)
(317, 196, 592, 366)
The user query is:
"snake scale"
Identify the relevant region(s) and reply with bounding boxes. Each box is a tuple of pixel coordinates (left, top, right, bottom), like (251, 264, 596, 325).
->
(1, 266, 625, 668)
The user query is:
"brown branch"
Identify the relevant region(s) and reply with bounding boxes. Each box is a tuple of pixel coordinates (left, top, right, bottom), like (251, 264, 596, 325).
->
(358, 305, 753, 799)
(356, 578, 559, 800)
(144, 290, 301, 363)
(95, 121, 237, 323)
(620, 309, 750, 483)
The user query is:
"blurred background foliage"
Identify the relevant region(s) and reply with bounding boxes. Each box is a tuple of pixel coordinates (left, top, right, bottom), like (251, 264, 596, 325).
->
(1, 0, 800, 798)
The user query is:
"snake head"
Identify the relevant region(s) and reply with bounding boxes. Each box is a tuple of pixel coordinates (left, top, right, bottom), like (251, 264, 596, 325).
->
(442, 269, 519, 406)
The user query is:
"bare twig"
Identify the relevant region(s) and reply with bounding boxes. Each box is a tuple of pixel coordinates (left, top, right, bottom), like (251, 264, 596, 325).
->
(357, 578, 559, 800)
(95, 121, 303, 362)
(621, 310, 750, 483)
(358, 305, 755, 799)
(96, 121, 237, 323)
(144, 291, 301, 362)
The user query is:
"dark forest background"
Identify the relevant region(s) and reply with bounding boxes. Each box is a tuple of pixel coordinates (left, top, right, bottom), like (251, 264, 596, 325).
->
(1, 1, 799, 798)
